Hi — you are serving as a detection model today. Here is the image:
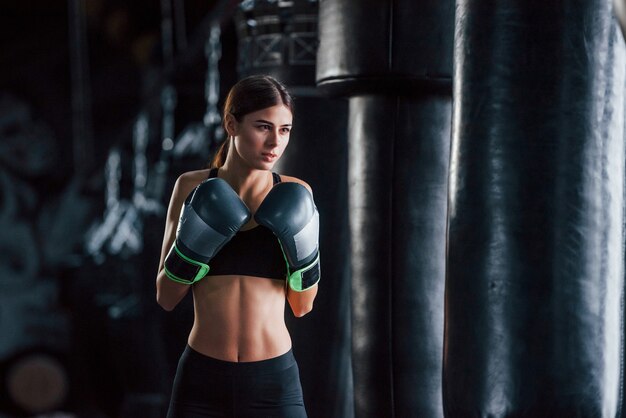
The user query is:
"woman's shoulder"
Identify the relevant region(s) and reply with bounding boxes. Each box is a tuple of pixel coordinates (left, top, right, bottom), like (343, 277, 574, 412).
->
(174, 168, 213, 197)
(178, 168, 213, 182)
(277, 174, 313, 194)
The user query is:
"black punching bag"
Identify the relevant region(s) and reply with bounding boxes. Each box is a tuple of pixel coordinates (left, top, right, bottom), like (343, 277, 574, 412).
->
(444, 1, 626, 416)
(235, 2, 353, 417)
(348, 95, 451, 417)
(317, 0, 452, 96)
(317, 0, 454, 416)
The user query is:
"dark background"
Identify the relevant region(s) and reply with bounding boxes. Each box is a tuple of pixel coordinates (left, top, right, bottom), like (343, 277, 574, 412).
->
(0, 1, 273, 417)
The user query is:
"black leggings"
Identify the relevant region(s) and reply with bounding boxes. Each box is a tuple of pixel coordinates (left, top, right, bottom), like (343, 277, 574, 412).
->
(166, 345, 307, 418)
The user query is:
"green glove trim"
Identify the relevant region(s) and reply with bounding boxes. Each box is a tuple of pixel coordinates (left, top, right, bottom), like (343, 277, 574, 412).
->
(287, 253, 321, 292)
(163, 244, 210, 285)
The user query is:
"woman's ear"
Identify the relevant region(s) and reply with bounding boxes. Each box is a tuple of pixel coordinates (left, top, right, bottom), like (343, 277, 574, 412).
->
(224, 113, 238, 137)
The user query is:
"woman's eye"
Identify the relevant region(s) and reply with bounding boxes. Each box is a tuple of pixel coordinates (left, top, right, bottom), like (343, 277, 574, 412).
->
(281, 128, 291, 134)
(257, 125, 271, 131)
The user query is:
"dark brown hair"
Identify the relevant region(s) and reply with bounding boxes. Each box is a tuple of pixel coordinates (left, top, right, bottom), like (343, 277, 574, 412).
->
(211, 75, 294, 168)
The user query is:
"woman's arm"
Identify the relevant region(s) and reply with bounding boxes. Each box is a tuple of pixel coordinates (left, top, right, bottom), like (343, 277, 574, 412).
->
(276, 175, 320, 317)
(156, 172, 203, 311)
(286, 284, 318, 317)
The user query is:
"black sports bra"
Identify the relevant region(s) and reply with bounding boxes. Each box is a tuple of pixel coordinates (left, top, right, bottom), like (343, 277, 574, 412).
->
(204, 168, 287, 280)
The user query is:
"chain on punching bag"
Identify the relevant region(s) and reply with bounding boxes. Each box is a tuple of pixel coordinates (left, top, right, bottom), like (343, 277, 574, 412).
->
(444, 1, 626, 416)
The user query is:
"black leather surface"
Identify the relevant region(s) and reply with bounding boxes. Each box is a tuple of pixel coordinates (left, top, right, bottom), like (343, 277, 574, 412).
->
(316, 0, 454, 96)
(444, 1, 626, 416)
(348, 95, 451, 417)
(393, 96, 450, 417)
(348, 96, 395, 417)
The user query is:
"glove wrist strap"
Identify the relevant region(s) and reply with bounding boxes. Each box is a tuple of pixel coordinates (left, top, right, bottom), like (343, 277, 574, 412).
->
(164, 243, 210, 285)
(288, 253, 320, 292)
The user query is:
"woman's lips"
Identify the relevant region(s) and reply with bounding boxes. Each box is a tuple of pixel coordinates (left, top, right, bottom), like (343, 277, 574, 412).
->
(262, 153, 277, 161)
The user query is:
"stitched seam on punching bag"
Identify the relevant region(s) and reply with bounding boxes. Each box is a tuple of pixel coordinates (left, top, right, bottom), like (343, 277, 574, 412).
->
(388, 95, 399, 418)
(619, 172, 624, 418)
(442, 83, 456, 417)
(618, 96, 626, 418)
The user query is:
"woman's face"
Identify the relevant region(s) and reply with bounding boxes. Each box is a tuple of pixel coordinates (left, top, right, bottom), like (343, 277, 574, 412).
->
(230, 104, 293, 170)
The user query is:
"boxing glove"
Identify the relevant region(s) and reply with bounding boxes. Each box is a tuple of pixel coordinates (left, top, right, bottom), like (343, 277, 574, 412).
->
(164, 178, 250, 284)
(255, 182, 320, 291)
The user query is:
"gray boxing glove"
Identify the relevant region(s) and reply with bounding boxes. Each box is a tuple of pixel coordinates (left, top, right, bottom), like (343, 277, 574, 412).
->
(164, 178, 250, 284)
(255, 182, 320, 291)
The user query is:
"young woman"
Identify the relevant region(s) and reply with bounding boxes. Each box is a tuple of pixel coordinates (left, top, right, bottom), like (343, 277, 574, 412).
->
(156, 75, 320, 418)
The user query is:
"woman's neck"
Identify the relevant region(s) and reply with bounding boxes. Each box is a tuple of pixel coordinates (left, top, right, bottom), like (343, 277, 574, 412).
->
(218, 162, 272, 198)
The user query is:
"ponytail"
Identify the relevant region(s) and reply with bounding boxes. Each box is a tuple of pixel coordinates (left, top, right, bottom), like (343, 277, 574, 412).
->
(210, 136, 230, 168)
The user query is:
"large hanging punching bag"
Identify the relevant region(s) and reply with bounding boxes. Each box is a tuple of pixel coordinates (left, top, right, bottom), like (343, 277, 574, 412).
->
(235, 2, 353, 417)
(347, 95, 452, 417)
(317, 0, 454, 416)
(444, 1, 626, 416)
(317, 1, 452, 97)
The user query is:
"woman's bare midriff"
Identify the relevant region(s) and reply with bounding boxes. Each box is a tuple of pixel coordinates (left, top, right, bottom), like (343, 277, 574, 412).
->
(187, 274, 292, 362)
